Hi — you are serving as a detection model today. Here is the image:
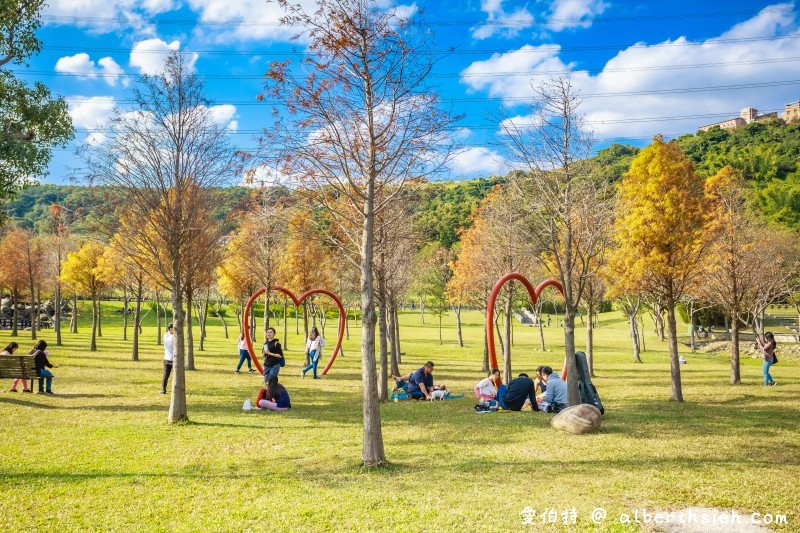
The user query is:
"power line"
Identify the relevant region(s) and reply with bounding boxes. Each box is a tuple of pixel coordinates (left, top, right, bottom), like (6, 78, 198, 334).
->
(66, 107, 789, 136)
(38, 54, 800, 78)
(39, 6, 794, 28)
(34, 33, 800, 59)
(56, 79, 800, 106)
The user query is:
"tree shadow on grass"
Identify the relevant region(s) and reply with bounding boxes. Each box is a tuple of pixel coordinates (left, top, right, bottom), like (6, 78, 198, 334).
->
(0, 397, 57, 409)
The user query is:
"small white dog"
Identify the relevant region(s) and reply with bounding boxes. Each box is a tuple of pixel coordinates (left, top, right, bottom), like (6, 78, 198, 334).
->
(430, 389, 448, 401)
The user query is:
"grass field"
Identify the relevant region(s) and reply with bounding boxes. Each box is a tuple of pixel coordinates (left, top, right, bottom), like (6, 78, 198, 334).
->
(1, 300, 798, 532)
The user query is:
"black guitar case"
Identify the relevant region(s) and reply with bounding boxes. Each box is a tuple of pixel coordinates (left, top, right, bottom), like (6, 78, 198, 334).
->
(575, 351, 604, 414)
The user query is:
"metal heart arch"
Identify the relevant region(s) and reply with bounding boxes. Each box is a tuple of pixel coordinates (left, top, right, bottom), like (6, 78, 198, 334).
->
(243, 286, 346, 376)
(486, 273, 569, 380)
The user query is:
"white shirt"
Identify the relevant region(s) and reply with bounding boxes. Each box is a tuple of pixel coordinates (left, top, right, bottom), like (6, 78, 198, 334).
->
(163, 332, 174, 362)
(475, 377, 497, 398)
(306, 336, 323, 359)
(238, 337, 247, 350)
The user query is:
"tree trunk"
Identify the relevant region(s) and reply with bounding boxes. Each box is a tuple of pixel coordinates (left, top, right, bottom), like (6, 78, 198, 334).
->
(629, 313, 641, 363)
(264, 292, 270, 342)
(250, 303, 256, 345)
(55, 284, 62, 346)
(303, 304, 310, 366)
(689, 301, 696, 353)
(388, 299, 399, 378)
(666, 298, 684, 402)
(122, 289, 128, 341)
(455, 304, 463, 347)
(70, 293, 78, 333)
(11, 290, 18, 337)
(503, 293, 513, 385)
(538, 304, 546, 350)
(656, 304, 665, 341)
(217, 305, 228, 339)
(359, 183, 386, 467)
(156, 291, 162, 345)
(377, 283, 389, 402)
(482, 325, 489, 372)
(438, 313, 443, 345)
(563, 304, 580, 406)
(168, 281, 187, 423)
(90, 297, 98, 351)
(393, 306, 401, 365)
(97, 296, 102, 337)
(185, 290, 195, 370)
(28, 277, 37, 340)
(639, 316, 646, 352)
(586, 303, 595, 376)
(295, 303, 299, 335)
(419, 296, 424, 325)
(345, 301, 350, 340)
(283, 297, 288, 351)
(133, 279, 142, 361)
(495, 312, 504, 376)
(730, 311, 741, 385)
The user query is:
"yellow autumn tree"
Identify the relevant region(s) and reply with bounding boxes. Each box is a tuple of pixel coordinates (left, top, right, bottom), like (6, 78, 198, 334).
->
(0, 228, 30, 337)
(60, 241, 110, 351)
(607, 136, 709, 402)
(279, 209, 333, 340)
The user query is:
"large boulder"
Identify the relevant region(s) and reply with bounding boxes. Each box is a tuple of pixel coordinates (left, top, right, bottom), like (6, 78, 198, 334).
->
(551, 404, 602, 435)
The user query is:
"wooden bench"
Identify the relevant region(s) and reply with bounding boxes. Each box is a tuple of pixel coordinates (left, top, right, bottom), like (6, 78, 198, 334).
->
(0, 355, 38, 388)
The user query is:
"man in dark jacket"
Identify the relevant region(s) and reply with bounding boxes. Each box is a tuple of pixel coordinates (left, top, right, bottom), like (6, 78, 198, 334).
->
(262, 327, 284, 383)
(500, 373, 540, 412)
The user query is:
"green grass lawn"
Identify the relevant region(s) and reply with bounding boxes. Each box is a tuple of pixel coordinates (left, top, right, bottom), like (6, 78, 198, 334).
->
(1, 301, 798, 532)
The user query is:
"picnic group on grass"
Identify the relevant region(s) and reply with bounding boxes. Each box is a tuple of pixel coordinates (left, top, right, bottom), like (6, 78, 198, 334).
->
(4, 319, 781, 410)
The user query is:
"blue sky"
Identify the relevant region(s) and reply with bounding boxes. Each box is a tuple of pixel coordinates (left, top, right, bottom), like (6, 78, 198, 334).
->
(11, 0, 800, 183)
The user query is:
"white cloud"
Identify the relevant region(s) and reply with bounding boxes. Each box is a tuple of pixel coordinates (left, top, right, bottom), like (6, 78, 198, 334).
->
(68, 96, 116, 130)
(547, 0, 609, 32)
(472, 0, 536, 40)
(44, 0, 177, 33)
(130, 39, 198, 75)
(187, 0, 419, 43)
(717, 2, 796, 39)
(186, 0, 316, 43)
(462, 3, 800, 139)
(206, 104, 239, 132)
(55, 53, 128, 87)
(449, 147, 509, 177)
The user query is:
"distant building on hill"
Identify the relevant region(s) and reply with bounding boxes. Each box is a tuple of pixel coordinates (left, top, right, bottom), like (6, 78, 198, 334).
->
(785, 100, 800, 123)
(699, 107, 779, 132)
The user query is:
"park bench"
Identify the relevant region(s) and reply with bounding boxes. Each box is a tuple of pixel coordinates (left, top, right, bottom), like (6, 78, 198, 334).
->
(0, 355, 38, 387)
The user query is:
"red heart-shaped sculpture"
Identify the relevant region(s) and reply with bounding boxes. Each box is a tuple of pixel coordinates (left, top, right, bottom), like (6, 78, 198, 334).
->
(486, 273, 569, 380)
(243, 286, 346, 376)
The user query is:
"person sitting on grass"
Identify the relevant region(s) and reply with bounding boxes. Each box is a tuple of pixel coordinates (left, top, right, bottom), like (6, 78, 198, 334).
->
(257, 375, 291, 412)
(502, 373, 540, 412)
(474, 369, 501, 406)
(31, 340, 59, 395)
(534, 366, 547, 396)
(4, 342, 31, 393)
(537, 366, 568, 413)
(393, 361, 435, 401)
(301, 327, 324, 380)
(262, 327, 284, 383)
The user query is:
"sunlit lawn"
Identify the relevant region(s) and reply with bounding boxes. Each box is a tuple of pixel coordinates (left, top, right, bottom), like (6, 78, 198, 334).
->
(1, 300, 798, 531)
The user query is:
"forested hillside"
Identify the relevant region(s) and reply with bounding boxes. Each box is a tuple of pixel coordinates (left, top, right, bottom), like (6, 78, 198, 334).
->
(6, 119, 799, 237)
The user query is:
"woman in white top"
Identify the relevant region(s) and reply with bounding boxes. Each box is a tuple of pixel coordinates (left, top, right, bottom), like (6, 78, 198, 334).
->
(301, 327, 324, 379)
(474, 369, 501, 406)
